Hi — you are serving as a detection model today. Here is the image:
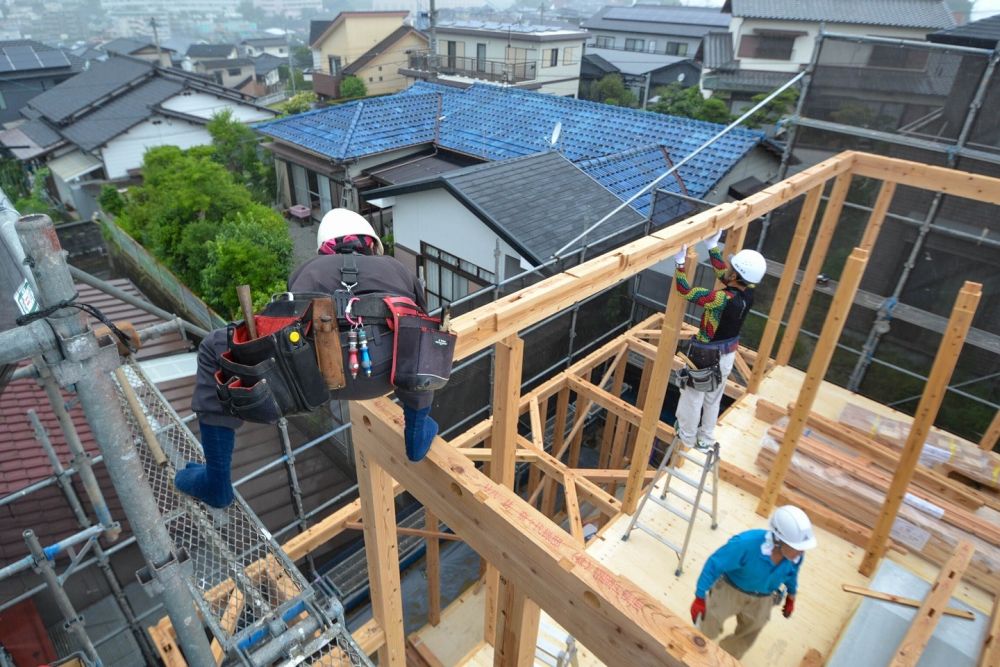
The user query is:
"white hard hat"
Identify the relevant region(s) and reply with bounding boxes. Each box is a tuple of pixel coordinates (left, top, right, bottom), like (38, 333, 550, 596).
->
(316, 208, 384, 255)
(769, 505, 817, 551)
(729, 249, 766, 284)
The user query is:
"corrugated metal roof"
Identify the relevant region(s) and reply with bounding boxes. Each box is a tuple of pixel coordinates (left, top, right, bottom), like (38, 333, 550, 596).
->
(725, 0, 956, 29)
(48, 150, 102, 181)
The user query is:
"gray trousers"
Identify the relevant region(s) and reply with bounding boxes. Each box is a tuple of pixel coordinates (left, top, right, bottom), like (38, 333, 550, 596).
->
(192, 326, 433, 429)
(700, 577, 774, 659)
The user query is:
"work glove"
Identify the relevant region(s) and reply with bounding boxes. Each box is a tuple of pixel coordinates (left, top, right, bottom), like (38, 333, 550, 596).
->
(704, 230, 723, 251)
(782, 594, 795, 618)
(690, 597, 706, 624)
(673, 244, 688, 266)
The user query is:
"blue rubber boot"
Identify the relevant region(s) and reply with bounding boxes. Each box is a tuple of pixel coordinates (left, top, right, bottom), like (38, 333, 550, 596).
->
(174, 422, 235, 508)
(403, 405, 438, 462)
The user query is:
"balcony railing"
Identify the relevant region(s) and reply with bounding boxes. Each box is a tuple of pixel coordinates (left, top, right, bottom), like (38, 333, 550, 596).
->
(313, 71, 340, 98)
(407, 51, 537, 83)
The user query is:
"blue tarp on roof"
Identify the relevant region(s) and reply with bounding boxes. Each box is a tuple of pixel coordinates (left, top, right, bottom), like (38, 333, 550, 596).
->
(255, 81, 764, 217)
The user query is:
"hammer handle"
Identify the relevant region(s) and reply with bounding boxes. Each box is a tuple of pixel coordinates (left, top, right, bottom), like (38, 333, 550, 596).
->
(237, 285, 258, 339)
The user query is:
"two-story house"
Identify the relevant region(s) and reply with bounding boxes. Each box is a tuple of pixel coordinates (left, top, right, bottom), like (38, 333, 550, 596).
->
(309, 10, 410, 97)
(340, 26, 429, 98)
(404, 21, 589, 97)
(195, 57, 256, 90)
(0, 40, 81, 126)
(241, 37, 289, 58)
(186, 43, 239, 63)
(582, 5, 731, 58)
(702, 0, 956, 113)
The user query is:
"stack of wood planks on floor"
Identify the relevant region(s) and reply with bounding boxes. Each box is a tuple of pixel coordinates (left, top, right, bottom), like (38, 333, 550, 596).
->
(754, 399, 1000, 593)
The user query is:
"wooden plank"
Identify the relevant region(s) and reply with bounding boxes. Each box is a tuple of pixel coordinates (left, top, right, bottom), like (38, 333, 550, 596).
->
(858, 180, 896, 252)
(355, 443, 406, 666)
(115, 367, 168, 466)
(852, 153, 1000, 205)
(599, 354, 629, 468)
(798, 648, 823, 667)
(571, 468, 657, 484)
(407, 633, 446, 667)
(623, 243, 694, 515)
(860, 283, 982, 576)
(350, 397, 740, 667)
(979, 591, 1000, 666)
(425, 509, 442, 626)
(889, 541, 976, 667)
(980, 410, 1000, 452)
(210, 588, 245, 664)
(723, 224, 748, 257)
(748, 184, 822, 393)
(353, 617, 384, 656)
(563, 471, 585, 544)
(147, 621, 186, 667)
(343, 521, 462, 542)
(283, 482, 399, 561)
(455, 448, 540, 462)
(840, 584, 974, 620)
(776, 171, 854, 366)
(758, 248, 870, 515)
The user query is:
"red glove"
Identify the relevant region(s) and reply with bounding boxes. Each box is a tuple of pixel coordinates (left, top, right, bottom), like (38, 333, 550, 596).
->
(690, 597, 706, 624)
(782, 594, 795, 618)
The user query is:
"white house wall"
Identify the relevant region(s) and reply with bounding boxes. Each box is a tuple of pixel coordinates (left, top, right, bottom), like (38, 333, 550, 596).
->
(391, 189, 526, 279)
(101, 116, 212, 179)
(159, 91, 273, 122)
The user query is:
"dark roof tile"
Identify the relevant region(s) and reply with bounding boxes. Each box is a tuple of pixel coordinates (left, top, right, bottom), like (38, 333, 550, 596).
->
(724, 0, 955, 29)
(27, 56, 154, 123)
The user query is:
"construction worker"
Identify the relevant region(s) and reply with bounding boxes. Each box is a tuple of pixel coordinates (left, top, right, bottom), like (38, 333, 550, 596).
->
(178, 209, 439, 508)
(672, 231, 766, 451)
(690, 505, 817, 658)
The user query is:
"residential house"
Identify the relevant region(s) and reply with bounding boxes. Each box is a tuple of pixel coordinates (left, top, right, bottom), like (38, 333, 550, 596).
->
(316, 26, 428, 100)
(0, 40, 81, 126)
(0, 56, 275, 217)
(254, 82, 774, 288)
(100, 37, 173, 67)
(186, 43, 239, 63)
(195, 57, 256, 90)
(582, 4, 731, 58)
(244, 54, 285, 99)
(364, 152, 647, 309)
(703, 0, 957, 112)
(241, 37, 290, 58)
(309, 10, 410, 96)
(580, 49, 700, 105)
(404, 21, 589, 97)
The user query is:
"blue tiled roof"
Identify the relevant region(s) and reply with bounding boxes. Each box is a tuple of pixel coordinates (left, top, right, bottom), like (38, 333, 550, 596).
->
(256, 81, 764, 217)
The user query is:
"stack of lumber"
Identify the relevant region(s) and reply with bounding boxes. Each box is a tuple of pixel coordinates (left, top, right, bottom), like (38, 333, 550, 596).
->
(839, 403, 1000, 491)
(756, 421, 1000, 593)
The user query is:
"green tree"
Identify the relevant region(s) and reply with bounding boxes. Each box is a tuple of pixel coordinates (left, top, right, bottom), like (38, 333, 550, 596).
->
(340, 75, 366, 99)
(649, 84, 732, 124)
(14, 168, 62, 221)
(207, 109, 276, 204)
(275, 91, 317, 116)
(292, 45, 312, 69)
(278, 64, 313, 92)
(587, 74, 638, 108)
(744, 88, 798, 129)
(99, 185, 125, 216)
(0, 158, 29, 200)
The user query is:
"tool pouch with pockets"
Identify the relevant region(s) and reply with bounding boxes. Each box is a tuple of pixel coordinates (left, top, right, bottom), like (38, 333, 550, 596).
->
(383, 296, 457, 392)
(215, 297, 330, 423)
(678, 342, 722, 393)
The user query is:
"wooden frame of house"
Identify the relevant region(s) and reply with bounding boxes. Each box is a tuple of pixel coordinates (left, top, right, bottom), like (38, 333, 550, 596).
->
(150, 150, 1000, 666)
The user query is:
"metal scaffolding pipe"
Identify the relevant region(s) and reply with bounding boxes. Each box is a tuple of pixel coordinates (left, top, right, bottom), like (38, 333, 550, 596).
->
(24, 530, 103, 666)
(15, 214, 216, 664)
(0, 524, 105, 582)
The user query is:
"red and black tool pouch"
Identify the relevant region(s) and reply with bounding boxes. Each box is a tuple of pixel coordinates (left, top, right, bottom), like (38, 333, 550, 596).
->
(215, 298, 330, 423)
(383, 296, 457, 392)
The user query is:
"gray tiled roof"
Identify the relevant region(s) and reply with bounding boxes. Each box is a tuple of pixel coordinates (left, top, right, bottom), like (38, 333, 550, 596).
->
(702, 32, 735, 69)
(187, 43, 236, 58)
(28, 56, 154, 123)
(928, 13, 1000, 49)
(702, 67, 798, 93)
(724, 0, 955, 29)
(199, 57, 254, 69)
(242, 37, 287, 47)
(366, 152, 645, 263)
(584, 47, 690, 76)
(101, 37, 155, 55)
(60, 77, 184, 151)
(584, 4, 729, 37)
(253, 53, 285, 75)
(18, 119, 62, 148)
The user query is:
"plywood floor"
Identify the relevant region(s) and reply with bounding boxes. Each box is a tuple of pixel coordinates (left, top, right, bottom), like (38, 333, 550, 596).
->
(415, 366, 996, 666)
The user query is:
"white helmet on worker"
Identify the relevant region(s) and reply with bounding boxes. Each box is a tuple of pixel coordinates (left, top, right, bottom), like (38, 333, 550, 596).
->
(729, 249, 767, 284)
(316, 208, 384, 255)
(769, 505, 817, 551)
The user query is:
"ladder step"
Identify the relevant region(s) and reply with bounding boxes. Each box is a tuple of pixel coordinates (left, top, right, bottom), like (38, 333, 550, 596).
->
(665, 469, 705, 489)
(675, 449, 717, 466)
(651, 491, 714, 519)
(636, 523, 681, 554)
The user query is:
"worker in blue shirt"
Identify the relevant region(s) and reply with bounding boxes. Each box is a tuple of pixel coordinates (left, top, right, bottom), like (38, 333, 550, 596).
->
(690, 506, 817, 658)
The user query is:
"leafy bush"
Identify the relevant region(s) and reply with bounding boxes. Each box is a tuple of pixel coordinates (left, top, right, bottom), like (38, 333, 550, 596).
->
(99, 185, 126, 216)
(340, 75, 366, 99)
(207, 109, 276, 205)
(275, 91, 317, 116)
(649, 84, 732, 124)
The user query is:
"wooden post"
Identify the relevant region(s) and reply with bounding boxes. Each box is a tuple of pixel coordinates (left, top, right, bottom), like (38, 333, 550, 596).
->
(598, 356, 628, 467)
(889, 541, 975, 667)
(483, 337, 524, 642)
(748, 185, 822, 393)
(979, 590, 1000, 666)
(494, 574, 542, 667)
(425, 508, 441, 626)
(723, 223, 748, 258)
(355, 445, 406, 666)
(776, 171, 853, 366)
(860, 282, 982, 575)
(622, 245, 694, 514)
(527, 398, 545, 497)
(757, 247, 870, 516)
(858, 181, 896, 252)
(980, 410, 1000, 452)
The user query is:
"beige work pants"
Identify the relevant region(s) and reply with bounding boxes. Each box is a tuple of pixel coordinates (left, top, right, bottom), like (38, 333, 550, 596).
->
(700, 578, 773, 659)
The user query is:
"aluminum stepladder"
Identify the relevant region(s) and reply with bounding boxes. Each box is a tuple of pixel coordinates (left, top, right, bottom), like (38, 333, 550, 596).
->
(621, 435, 720, 576)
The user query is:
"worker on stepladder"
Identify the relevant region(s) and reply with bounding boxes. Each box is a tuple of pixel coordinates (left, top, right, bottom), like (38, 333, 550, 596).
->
(177, 209, 441, 508)
(672, 231, 766, 452)
(690, 505, 817, 659)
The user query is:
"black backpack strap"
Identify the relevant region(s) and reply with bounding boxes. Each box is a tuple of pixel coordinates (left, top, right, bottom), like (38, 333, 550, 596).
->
(340, 253, 359, 292)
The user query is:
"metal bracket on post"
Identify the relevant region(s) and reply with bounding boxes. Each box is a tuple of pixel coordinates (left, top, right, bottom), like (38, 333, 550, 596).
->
(136, 548, 192, 597)
(51, 336, 119, 387)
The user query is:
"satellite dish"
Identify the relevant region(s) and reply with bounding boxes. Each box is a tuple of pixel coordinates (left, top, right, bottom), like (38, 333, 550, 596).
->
(678, 72, 686, 82)
(550, 121, 562, 146)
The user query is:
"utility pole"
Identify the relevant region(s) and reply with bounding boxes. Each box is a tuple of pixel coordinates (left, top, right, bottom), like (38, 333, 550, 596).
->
(286, 19, 296, 95)
(150, 17, 164, 67)
(642, 72, 651, 110)
(429, 0, 438, 75)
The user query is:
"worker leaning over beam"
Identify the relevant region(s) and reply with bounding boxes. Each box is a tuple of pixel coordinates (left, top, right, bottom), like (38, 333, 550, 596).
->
(672, 231, 766, 451)
(690, 505, 817, 658)
(177, 209, 440, 508)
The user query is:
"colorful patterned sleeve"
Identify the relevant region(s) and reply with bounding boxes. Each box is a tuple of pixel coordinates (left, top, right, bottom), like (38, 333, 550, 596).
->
(675, 263, 727, 309)
(709, 246, 728, 281)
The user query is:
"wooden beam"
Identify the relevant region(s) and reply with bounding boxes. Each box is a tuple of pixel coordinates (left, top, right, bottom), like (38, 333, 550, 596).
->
(798, 648, 823, 667)
(723, 224, 748, 258)
(840, 584, 975, 620)
(852, 153, 1000, 205)
(889, 541, 976, 667)
(343, 521, 462, 542)
(980, 410, 1000, 452)
(494, 574, 541, 667)
(517, 435, 621, 518)
(623, 244, 694, 515)
(350, 397, 740, 667)
(572, 468, 657, 484)
(979, 591, 1000, 666)
(860, 282, 983, 576)
(355, 443, 406, 666)
(758, 247, 870, 515)
(455, 448, 540, 462)
(565, 374, 674, 443)
(748, 184, 822, 393)
(563, 471, 585, 544)
(425, 509, 442, 626)
(527, 397, 545, 495)
(776, 171, 853, 366)
(858, 180, 896, 252)
(283, 482, 399, 561)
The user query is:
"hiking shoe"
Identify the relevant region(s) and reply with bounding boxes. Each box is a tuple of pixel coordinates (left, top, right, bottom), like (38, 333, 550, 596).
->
(694, 440, 716, 453)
